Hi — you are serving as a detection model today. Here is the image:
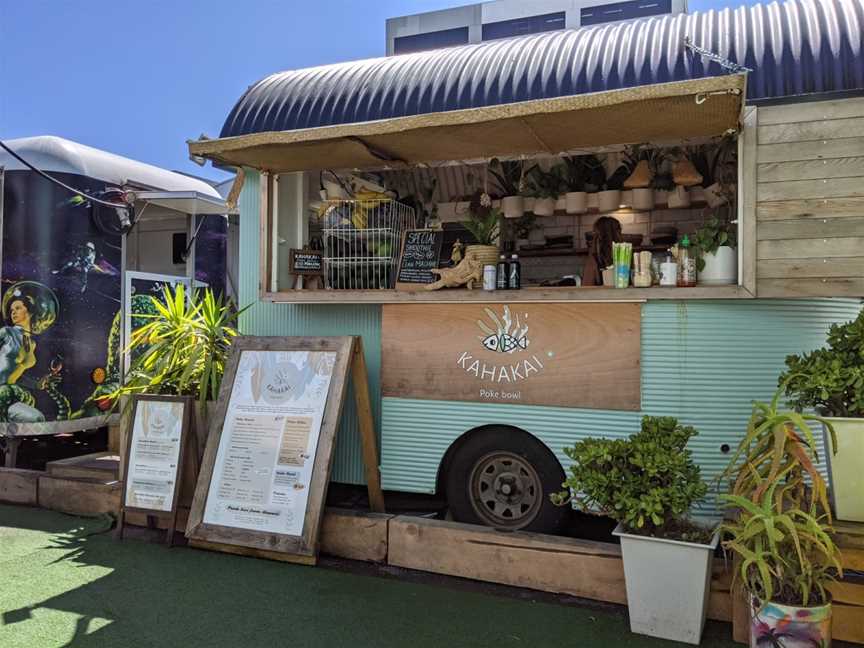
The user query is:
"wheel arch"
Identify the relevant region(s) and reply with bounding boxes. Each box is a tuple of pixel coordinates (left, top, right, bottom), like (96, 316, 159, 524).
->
(434, 423, 562, 497)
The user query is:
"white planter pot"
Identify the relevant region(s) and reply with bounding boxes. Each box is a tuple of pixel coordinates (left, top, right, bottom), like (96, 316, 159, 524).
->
(501, 195, 525, 219)
(703, 182, 728, 208)
(532, 197, 557, 217)
(699, 246, 737, 285)
(824, 418, 864, 522)
(668, 186, 691, 209)
(613, 523, 719, 645)
(564, 191, 587, 214)
(597, 190, 622, 213)
(631, 188, 654, 211)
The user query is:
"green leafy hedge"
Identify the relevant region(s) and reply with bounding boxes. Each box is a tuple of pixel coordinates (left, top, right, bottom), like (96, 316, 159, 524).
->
(552, 416, 708, 536)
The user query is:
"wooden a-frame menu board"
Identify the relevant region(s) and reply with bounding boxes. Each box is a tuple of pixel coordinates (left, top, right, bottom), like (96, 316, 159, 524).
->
(185, 336, 384, 565)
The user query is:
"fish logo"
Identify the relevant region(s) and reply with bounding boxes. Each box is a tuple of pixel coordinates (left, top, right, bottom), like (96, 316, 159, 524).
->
(477, 306, 529, 354)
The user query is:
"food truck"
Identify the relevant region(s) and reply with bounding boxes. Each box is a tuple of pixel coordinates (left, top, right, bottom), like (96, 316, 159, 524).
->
(188, 0, 864, 533)
(0, 136, 229, 467)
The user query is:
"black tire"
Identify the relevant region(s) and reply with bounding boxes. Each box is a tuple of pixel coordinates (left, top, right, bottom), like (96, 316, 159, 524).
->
(444, 426, 568, 534)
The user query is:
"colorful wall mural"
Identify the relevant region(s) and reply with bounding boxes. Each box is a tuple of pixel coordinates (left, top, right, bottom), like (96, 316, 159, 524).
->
(1, 171, 123, 424)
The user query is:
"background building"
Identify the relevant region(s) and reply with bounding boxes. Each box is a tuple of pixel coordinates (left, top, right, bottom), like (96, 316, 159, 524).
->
(386, 0, 688, 55)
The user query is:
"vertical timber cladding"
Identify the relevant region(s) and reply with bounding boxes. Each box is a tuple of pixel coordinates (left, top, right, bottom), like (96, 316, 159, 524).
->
(382, 303, 640, 410)
(756, 97, 864, 298)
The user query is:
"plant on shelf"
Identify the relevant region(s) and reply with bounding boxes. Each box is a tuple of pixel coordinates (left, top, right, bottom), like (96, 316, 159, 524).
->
(112, 285, 241, 410)
(552, 416, 717, 644)
(489, 158, 526, 218)
(559, 155, 603, 214)
(522, 164, 565, 216)
(688, 136, 737, 207)
(692, 215, 738, 284)
(595, 155, 630, 213)
(401, 177, 439, 228)
(719, 384, 842, 646)
(622, 145, 659, 210)
(779, 309, 864, 522)
(461, 190, 501, 265)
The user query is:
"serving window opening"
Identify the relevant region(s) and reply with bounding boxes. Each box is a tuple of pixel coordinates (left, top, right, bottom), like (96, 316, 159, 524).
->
(262, 132, 748, 303)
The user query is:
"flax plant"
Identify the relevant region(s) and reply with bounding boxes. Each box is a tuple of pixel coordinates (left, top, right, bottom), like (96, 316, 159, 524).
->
(719, 384, 842, 608)
(112, 285, 241, 408)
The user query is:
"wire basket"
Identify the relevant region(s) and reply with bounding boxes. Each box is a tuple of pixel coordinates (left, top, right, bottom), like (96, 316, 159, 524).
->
(319, 199, 416, 290)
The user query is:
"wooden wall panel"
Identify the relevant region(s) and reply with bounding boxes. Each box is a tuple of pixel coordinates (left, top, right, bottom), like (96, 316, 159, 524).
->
(382, 302, 640, 411)
(755, 98, 864, 299)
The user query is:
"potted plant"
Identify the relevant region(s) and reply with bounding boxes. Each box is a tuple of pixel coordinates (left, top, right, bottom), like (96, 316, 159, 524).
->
(489, 158, 525, 219)
(552, 417, 717, 645)
(719, 385, 842, 646)
(560, 155, 601, 214)
(622, 146, 657, 211)
(522, 164, 563, 216)
(597, 159, 629, 213)
(690, 137, 737, 208)
(692, 216, 738, 285)
(780, 310, 864, 522)
(461, 190, 501, 267)
(112, 284, 241, 453)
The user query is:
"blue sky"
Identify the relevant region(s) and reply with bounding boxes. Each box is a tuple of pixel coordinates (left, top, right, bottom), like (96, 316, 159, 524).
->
(0, 0, 763, 182)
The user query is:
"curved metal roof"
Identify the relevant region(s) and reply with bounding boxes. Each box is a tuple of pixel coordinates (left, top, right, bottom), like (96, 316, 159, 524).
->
(221, 0, 864, 139)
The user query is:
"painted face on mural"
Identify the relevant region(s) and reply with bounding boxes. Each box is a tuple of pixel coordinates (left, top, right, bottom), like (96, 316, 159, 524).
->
(8, 300, 32, 330)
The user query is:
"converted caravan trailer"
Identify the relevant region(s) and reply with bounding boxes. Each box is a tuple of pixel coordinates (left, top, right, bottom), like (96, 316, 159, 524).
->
(189, 0, 864, 532)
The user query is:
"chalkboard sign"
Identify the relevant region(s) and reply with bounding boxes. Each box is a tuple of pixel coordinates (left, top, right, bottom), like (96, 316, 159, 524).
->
(395, 230, 445, 290)
(289, 249, 324, 276)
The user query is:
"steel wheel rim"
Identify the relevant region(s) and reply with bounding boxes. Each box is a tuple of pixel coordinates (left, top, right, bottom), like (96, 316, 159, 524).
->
(468, 451, 541, 529)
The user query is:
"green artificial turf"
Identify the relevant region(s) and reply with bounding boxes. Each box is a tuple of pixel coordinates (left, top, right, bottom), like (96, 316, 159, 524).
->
(0, 504, 741, 648)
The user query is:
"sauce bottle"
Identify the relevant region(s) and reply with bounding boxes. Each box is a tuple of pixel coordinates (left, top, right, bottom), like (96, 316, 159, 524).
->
(496, 255, 509, 289)
(677, 235, 697, 288)
(508, 254, 521, 289)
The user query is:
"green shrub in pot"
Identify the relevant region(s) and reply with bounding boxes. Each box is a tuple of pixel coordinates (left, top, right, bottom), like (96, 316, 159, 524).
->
(552, 417, 717, 644)
(692, 216, 738, 285)
(521, 164, 565, 216)
(718, 385, 842, 646)
(779, 309, 864, 522)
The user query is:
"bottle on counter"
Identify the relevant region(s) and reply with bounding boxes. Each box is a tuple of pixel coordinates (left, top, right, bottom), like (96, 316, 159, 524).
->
(660, 254, 678, 287)
(677, 235, 697, 288)
(508, 254, 521, 290)
(496, 255, 509, 289)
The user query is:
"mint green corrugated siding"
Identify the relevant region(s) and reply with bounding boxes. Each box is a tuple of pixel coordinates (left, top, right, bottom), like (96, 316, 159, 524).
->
(237, 171, 382, 484)
(380, 299, 861, 516)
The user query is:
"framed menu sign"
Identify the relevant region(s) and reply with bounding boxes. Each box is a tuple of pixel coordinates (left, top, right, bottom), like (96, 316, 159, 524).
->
(185, 336, 380, 565)
(395, 229, 444, 290)
(117, 395, 195, 546)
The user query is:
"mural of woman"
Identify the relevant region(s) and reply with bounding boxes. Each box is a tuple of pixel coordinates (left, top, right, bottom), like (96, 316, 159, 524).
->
(0, 281, 59, 422)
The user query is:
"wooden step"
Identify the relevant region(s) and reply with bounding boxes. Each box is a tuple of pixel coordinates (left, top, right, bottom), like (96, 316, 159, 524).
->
(46, 451, 119, 481)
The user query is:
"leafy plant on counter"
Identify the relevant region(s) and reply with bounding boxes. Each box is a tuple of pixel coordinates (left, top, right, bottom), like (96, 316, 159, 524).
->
(779, 310, 864, 418)
(488, 158, 524, 197)
(718, 384, 842, 607)
(692, 216, 738, 271)
(462, 192, 501, 246)
(551, 416, 710, 541)
(111, 285, 242, 408)
(521, 164, 566, 199)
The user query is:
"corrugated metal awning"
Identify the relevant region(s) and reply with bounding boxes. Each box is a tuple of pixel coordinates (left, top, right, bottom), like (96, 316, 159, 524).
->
(190, 74, 745, 172)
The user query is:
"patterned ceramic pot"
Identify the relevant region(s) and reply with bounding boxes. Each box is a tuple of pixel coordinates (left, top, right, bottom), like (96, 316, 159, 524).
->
(751, 600, 832, 648)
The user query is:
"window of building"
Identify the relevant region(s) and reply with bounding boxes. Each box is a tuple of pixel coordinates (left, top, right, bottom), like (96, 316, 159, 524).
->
(580, 0, 672, 26)
(481, 12, 566, 41)
(393, 27, 470, 55)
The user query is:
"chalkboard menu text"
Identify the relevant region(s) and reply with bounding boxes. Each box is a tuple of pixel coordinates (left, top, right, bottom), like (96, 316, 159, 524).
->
(396, 230, 444, 289)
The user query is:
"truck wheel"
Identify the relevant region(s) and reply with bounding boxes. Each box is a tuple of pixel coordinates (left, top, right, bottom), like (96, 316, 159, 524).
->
(444, 427, 568, 533)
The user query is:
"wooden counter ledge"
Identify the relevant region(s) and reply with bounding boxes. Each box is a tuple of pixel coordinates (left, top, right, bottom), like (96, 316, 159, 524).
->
(261, 285, 753, 304)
